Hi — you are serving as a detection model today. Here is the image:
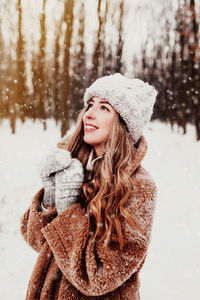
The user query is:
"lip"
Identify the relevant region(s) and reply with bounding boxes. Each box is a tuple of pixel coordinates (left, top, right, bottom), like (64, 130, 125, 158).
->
(85, 123, 99, 129)
(84, 123, 99, 132)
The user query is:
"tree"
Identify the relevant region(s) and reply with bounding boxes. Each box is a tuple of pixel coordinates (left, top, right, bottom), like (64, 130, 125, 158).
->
(115, 0, 124, 73)
(60, 0, 74, 136)
(16, 0, 27, 122)
(70, 0, 86, 117)
(89, 0, 103, 82)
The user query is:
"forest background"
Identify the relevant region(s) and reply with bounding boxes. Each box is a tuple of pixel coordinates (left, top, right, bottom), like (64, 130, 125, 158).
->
(0, 0, 200, 140)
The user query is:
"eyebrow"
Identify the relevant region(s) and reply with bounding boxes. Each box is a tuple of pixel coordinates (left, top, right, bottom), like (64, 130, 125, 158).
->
(88, 98, 110, 105)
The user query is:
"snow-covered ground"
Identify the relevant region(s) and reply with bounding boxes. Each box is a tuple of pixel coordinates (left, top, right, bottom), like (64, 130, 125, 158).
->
(0, 118, 199, 300)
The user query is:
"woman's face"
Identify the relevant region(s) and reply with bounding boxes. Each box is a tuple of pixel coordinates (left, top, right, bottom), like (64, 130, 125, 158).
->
(83, 96, 116, 157)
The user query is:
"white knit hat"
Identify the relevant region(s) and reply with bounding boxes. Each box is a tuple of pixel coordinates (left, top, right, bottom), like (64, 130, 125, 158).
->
(83, 73, 158, 144)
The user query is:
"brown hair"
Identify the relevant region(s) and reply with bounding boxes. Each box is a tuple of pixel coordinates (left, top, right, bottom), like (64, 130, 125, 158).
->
(57, 106, 144, 250)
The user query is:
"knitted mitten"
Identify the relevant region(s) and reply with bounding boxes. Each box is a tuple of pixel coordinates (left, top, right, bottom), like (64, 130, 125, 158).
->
(39, 147, 72, 207)
(55, 158, 84, 214)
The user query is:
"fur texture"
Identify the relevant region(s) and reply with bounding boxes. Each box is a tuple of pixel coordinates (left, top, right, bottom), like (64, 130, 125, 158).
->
(20, 135, 157, 299)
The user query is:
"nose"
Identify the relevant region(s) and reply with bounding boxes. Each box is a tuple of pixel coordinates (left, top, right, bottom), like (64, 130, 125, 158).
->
(84, 105, 97, 120)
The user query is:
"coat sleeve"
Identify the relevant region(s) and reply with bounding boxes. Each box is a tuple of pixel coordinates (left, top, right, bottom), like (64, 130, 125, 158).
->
(20, 187, 57, 252)
(41, 177, 157, 296)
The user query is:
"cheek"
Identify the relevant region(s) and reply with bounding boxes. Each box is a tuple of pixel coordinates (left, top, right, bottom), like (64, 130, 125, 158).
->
(102, 117, 114, 136)
(82, 113, 86, 122)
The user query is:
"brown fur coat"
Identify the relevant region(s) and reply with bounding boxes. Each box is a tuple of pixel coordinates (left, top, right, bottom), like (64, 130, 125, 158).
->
(20, 135, 157, 299)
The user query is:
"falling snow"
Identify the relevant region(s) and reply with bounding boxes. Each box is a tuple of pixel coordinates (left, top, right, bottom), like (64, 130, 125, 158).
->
(0, 118, 200, 300)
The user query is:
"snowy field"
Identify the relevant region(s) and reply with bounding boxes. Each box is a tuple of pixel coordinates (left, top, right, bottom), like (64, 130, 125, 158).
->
(0, 118, 199, 300)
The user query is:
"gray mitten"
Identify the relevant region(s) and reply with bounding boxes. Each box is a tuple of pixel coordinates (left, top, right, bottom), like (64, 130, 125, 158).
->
(39, 147, 72, 207)
(55, 158, 84, 214)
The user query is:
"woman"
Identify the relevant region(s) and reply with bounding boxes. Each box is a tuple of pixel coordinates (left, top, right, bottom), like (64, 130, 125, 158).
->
(20, 73, 158, 299)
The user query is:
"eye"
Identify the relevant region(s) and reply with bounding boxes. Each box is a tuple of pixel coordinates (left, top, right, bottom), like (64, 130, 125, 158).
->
(101, 105, 110, 111)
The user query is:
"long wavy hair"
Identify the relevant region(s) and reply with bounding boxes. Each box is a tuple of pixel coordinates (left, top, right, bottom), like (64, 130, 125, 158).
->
(57, 105, 144, 250)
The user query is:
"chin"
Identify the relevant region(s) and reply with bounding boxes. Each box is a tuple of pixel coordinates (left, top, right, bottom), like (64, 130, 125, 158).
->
(83, 135, 94, 146)
(83, 136, 100, 147)
(84, 140, 98, 147)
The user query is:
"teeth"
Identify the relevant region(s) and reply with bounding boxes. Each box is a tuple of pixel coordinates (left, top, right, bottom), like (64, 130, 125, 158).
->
(86, 125, 97, 130)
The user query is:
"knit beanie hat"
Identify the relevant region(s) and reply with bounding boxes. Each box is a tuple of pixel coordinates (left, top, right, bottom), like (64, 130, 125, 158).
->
(83, 73, 158, 144)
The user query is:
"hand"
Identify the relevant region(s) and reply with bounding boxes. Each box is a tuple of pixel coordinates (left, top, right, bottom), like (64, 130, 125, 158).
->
(55, 158, 84, 214)
(39, 147, 72, 178)
(39, 147, 72, 207)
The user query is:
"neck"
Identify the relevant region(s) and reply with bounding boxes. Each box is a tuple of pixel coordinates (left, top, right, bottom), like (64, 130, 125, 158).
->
(94, 145, 105, 157)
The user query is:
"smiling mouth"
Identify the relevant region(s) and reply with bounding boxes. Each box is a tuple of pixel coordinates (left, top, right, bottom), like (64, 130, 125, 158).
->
(84, 124, 99, 132)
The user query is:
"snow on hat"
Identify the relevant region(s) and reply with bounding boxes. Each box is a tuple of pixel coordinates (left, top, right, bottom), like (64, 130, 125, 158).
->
(83, 73, 158, 144)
